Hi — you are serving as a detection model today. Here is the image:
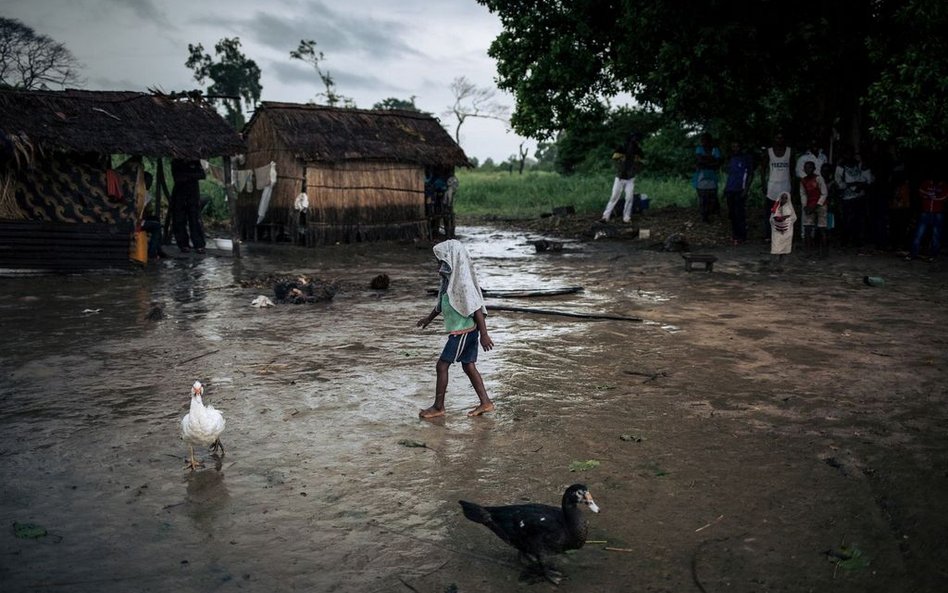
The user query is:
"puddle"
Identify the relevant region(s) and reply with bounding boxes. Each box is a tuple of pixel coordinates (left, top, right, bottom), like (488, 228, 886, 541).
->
(0, 225, 680, 592)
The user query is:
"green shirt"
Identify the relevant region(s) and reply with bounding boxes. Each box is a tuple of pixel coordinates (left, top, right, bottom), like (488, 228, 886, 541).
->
(441, 293, 475, 334)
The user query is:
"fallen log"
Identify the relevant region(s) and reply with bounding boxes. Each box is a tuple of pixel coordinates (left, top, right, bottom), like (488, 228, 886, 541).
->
(487, 304, 643, 322)
(426, 286, 585, 298)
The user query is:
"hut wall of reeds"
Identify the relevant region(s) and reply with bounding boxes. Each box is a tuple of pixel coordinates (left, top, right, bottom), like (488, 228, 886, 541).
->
(239, 102, 468, 245)
(0, 89, 244, 271)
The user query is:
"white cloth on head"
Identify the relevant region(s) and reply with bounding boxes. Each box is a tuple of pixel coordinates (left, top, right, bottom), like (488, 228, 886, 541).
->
(432, 239, 486, 318)
(770, 193, 797, 254)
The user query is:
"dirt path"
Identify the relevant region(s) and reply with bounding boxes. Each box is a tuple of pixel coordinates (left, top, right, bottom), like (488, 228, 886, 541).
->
(1, 222, 946, 592)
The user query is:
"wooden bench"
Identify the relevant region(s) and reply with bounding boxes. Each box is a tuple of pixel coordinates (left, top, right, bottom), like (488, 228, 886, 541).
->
(682, 253, 718, 272)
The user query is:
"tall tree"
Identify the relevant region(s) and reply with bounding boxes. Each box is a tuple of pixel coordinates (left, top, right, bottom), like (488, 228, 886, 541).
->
(290, 40, 354, 108)
(865, 0, 948, 151)
(443, 76, 510, 146)
(0, 17, 82, 90)
(479, 0, 946, 153)
(186, 38, 261, 129)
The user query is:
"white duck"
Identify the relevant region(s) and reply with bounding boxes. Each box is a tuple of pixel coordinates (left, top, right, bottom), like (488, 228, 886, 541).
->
(180, 381, 225, 471)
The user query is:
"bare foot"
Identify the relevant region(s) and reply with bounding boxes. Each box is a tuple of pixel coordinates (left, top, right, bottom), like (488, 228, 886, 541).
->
(467, 402, 495, 417)
(419, 406, 445, 419)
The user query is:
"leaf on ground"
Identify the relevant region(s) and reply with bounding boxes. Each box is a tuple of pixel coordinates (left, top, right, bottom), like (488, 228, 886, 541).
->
(569, 459, 601, 472)
(13, 522, 47, 539)
(398, 439, 427, 448)
(828, 545, 870, 570)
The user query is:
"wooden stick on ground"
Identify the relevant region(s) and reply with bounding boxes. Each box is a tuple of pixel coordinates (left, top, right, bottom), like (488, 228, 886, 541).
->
(487, 304, 643, 323)
(175, 349, 220, 366)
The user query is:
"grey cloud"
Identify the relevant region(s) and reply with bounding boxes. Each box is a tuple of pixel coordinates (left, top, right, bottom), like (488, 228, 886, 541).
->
(199, 1, 421, 60)
(268, 60, 394, 94)
(100, 0, 174, 29)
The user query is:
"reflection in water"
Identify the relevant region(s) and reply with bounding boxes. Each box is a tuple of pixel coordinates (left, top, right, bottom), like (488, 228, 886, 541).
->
(185, 467, 230, 532)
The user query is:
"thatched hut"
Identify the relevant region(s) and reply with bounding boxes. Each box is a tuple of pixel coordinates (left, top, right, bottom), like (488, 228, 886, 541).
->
(0, 89, 244, 271)
(240, 102, 469, 245)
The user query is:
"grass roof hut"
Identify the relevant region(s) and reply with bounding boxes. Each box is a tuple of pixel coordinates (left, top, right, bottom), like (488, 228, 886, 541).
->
(0, 88, 244, 272)
(240, 102, 469, 245)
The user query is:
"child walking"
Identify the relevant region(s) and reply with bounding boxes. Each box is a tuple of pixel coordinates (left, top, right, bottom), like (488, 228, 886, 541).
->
(417, 240, 495, 418)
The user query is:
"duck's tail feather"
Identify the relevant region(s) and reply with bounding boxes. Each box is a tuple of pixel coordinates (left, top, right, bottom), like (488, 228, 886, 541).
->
(459, 500, 492, 525)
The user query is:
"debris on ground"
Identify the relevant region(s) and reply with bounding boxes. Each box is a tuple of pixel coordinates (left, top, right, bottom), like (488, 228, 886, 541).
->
(251, 295, 275, 308)
(13, 522, 47, 539)
(145, 302, 165, 320)
(568, 459, 601, 472)
(241, 273, 338, 304)
(370, 273, 391, 290)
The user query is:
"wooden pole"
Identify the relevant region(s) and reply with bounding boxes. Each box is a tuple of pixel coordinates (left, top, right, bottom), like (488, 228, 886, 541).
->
(157, 158, 173, 245)
(223, 155, 241, 258)
(487, 304, 643, 322)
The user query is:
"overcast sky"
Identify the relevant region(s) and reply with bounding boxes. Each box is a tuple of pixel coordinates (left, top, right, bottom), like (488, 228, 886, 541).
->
(3, 0, 530, 163)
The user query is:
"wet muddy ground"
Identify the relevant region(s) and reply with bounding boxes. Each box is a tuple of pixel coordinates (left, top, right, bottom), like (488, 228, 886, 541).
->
(1, 223, 947, 593)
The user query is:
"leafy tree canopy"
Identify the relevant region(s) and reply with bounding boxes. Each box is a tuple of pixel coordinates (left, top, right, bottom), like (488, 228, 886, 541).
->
(186, 37, 262, 129)
(373, 96, 420, 111)
(0, 17, 82, 90)
(479, 0, 947, 152)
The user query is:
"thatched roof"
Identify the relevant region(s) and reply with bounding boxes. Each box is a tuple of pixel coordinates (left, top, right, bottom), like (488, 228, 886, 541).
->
(0, 89, 245, 160)
(245, 102, 469, 167)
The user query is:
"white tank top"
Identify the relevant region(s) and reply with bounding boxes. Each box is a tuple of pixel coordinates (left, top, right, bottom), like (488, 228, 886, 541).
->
(766, 147, 792, 200)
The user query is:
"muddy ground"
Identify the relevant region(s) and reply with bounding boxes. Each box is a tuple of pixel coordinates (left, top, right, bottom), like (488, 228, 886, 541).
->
(1, 213, 947, 593)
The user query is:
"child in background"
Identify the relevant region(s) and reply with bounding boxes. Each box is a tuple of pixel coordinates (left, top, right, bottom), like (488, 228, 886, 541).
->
(417, 240, 495, 418)
(770, 191, 797, 269)
(799, 161, 829, 257)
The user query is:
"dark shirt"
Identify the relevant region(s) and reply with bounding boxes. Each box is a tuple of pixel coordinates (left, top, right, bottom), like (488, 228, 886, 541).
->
(613, 144, 643, 179)
(725, 153, 755, 192)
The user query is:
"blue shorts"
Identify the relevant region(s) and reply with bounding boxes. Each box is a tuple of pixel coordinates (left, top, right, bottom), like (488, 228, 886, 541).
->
(439, 329, 479, 364)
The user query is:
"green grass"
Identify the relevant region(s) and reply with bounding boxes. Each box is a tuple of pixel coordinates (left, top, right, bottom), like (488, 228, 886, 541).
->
(453, 170, 696, 218)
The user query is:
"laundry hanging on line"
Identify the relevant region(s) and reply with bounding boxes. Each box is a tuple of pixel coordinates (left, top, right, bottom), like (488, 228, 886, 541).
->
(256, 162, 278, 224)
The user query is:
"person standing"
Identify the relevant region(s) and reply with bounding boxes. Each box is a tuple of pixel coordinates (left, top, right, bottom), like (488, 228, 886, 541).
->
(723, 141, 755, 244)
(907, 173, 947, 262)
(799, 161, 829, 256)
(601, 132, 644, 223)
(795, 139, 828, 180)
(417, 239, 495, 418)
(834, 150, 873, 248)
(761, 133, 793, 241)
(171, 158, 207, 254)
(693, 133, 722, 223)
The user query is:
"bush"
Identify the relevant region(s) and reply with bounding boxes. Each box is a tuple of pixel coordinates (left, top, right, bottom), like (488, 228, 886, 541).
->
(454, 169, 695, 218)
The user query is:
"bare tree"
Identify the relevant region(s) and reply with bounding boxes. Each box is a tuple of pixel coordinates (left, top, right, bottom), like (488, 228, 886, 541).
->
(0, 17, 82, 90)
(290, 40, 355, 108)
(443, 76, 510, 146)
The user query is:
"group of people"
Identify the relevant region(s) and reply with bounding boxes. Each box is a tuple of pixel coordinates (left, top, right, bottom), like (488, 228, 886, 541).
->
(600, 130, 944, 264)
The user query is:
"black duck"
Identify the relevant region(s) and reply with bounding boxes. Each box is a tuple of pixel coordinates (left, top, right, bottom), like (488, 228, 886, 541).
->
(459, 483, 599, 584)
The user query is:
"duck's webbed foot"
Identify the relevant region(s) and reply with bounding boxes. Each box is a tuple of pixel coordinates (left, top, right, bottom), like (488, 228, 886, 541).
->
(185, 445, 204, 471)
(518, 557, 562, 585)
(209, 439, 225, 457)
(540, 564, 563, 585)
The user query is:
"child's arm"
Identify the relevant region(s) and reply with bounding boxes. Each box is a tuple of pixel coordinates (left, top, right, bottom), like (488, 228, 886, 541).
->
(417, 307, 440, 329)
(473, 309, 494, 351)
